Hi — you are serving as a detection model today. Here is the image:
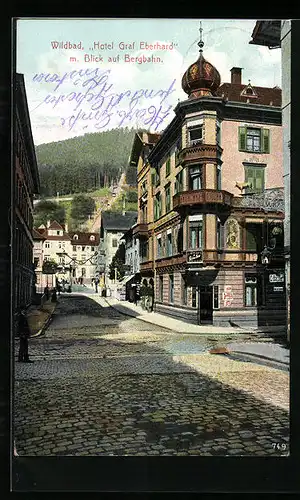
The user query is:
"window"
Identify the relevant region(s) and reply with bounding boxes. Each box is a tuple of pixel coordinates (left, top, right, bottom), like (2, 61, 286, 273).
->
(91, 247, 95, 252)
(182, 276, 187, 305)
(167, 232, 172, 257)
(192, 287, 197, 308)
(58, 243, 62, 248)
(217, 165, 222, 190)
(157, 237, 162, 258)
(189, 126, 203, 146)
(238, 126, 270, 153)
(245, 223, 263, 252)
(90, 235, 95, 241)
(175, 170, 183, 194)
(154, 193, 161, 221)
(216, 123, 221, 144)
(165, 184, 171, 213)
(73, 234, 78, 240)
(245, 274, 262, 307)
(159, 275, 163, 302)
(175, 138, 182, 163)
(165, 158, 171, 177)
(189, 165, 202, 190)
(34, 257, 39, 268)
(244, 165, 265, 193)
(112, 239, 118, 248)
(213, 285, 219, 309)
(45, 242, 50, 248)
(73, 245, 77, 252)
(169, 274, 174, 303)
(189, 219, 203, 249)
(82, 246, 86, 251)
(57, 231, 60, 235)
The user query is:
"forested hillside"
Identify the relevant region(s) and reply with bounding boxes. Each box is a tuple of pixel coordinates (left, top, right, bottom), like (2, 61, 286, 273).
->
(36, 127, 136, 197)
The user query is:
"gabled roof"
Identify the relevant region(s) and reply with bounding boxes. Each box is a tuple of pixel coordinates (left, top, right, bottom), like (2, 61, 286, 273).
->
(32, 228, 47, 240)
(216, 83, 281, 107)
(101, 211, 138, 231)
(69, 232, 100, 246)
(48, 220, 65, 230)
(249, 20, 281, 48)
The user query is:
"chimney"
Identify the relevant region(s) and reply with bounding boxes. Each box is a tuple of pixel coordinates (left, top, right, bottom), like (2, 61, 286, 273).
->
(230, 67, 242, 85)
(64, 222, 68, 233)
(46, 220, 51, 228)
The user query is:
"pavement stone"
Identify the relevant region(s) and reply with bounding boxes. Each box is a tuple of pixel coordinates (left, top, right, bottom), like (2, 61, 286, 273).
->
(14, 294, 289, 457)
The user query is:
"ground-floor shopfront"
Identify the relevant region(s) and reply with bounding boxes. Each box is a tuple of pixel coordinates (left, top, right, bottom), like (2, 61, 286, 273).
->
(140, 263, 286, 328)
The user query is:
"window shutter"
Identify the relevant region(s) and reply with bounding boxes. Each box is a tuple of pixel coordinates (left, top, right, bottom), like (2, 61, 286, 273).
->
(245, 167, 254, 192)
(262, 129, 270, 153)
(254, 168, 264, 193)
(239, 126, 247, 151)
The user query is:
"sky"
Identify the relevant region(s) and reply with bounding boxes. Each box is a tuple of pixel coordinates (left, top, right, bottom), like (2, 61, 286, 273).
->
(16, 18, 282, 146)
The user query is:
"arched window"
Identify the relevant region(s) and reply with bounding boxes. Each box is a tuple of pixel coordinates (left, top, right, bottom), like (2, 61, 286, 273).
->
(73, 234, 78, 240)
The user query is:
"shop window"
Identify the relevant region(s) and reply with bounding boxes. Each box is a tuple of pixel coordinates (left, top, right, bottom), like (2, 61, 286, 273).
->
(245, 274, 262, 307)
(213, 285, 219, 309)
(192, 287, 197, 308)
(159, 275, 163, 302)
(239, 126, 270, 153)
(169, 274, 174, 303)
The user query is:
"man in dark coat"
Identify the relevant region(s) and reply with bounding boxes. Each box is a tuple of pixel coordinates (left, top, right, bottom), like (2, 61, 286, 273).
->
(17, 307, 33, 363)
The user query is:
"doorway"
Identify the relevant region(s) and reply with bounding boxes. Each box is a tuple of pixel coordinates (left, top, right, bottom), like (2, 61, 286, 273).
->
(198, 285, 213, 324)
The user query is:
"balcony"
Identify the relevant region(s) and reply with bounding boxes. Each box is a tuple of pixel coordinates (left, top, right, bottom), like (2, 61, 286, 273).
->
(132, 223, 149, 239)
(179, 144, 223, 166)
(173, 189, 233, 210)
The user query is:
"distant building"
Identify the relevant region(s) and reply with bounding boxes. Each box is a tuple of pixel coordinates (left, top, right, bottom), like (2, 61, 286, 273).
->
(32, 228, 46, 292)
(97, 211, 138, 284)
(134, 29, 285, 328)
(119, 225, 141, 299)
(15, 73, 40, 308)
(68, 231, 99, 283)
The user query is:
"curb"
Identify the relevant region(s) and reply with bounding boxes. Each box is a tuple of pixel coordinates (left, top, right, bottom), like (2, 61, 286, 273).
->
(104, 299, 280, 337)
(228, 351, 289, 371)
(30, 303, 57, 338)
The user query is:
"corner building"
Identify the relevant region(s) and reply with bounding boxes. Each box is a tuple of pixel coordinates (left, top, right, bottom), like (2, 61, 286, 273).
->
(135, 42, 285, 328)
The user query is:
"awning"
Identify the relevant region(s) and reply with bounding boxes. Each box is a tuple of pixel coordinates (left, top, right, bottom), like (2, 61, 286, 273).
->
(120, 274, 135, 285)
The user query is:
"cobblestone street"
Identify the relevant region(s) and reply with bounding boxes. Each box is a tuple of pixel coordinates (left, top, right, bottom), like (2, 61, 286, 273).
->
(14, 295, 289, 457)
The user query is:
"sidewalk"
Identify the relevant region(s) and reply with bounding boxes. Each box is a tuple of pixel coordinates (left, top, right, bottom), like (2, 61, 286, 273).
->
(102, 296, 285, 337)
(26, 299, 57, 337)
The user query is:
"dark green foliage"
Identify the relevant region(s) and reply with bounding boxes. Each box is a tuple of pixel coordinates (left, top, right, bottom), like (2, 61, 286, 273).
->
(34, 200, 66, 227)
(126, 190, 138, 203)
(35, 128, 136, 197)
(108, 242, 125, 281)
(70, 195, 96, 222)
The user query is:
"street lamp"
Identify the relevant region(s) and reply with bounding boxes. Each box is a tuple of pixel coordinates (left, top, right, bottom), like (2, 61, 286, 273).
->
(261, 245, 272, 265)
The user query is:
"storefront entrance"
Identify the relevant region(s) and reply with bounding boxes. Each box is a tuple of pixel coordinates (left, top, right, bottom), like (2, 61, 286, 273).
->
(197, 285, 213, 325)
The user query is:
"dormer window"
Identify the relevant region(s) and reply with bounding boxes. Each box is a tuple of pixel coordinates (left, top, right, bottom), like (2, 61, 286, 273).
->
(90, 235, 95, 241)
(73, 234, 78, 240)
(240, 81, 258, 98)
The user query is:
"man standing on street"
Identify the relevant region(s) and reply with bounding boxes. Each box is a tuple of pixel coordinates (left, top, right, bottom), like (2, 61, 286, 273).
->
(17, 307, 34, 363)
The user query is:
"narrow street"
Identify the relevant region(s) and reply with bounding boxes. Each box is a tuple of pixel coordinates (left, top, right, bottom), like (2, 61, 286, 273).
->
(14, 294, 289, 456)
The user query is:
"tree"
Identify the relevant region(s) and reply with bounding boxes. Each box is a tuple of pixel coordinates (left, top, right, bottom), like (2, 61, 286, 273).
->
(34, 200, 66, 227)
(108, 242, 125, 281)
(42, 259, 58, 275)
(126, 189, 138, 203)
(70, 194, 96, 223)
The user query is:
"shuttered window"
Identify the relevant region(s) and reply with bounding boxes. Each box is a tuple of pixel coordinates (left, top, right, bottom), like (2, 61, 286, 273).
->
(165, 184, 171, 212)
(239, 126, 270, 153)
(244, 165, 265, 193)
(165, 158, 171, 177)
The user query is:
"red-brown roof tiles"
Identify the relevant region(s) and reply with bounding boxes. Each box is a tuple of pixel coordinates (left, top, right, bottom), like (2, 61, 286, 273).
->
(216, 83, 281, 107)
(32, 228, 47, 240)
(69, 232, 100, 246)
(48, 220, 65, 230)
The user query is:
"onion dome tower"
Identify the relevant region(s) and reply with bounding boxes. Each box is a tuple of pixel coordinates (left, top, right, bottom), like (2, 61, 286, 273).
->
(182, 22, 221, 99)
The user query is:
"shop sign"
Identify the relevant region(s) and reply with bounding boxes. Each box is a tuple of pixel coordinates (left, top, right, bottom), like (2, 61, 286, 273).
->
(269, 272, 284, 283)
(273, 286, 284, 292)
(187, 250, 203, 263)
(222, 285, 233, 307)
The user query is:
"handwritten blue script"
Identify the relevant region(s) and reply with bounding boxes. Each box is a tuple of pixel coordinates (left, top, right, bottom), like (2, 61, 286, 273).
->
(32, 68, 177, 131)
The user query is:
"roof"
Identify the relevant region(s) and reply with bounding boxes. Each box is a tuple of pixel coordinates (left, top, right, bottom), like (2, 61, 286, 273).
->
(249, 20, 281, 48)
(48, 220, 65, 230)
(32, 228, 47, 240)
(101, 211, 138, 231)
(69, 232, 100, 245)
(216, 83, 281, 107)
(43, 233, 72, 241)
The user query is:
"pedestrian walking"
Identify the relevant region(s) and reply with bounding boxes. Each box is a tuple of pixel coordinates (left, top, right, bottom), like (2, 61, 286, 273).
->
(51, 288, 57, 302)
(17, 306, 33, 363)
(94, 277, 99, 293)
(43, 286, 50, 300)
